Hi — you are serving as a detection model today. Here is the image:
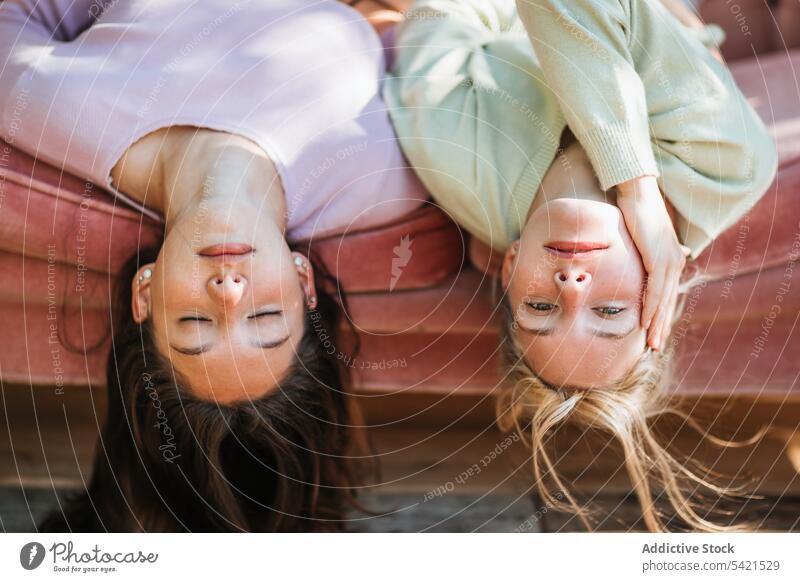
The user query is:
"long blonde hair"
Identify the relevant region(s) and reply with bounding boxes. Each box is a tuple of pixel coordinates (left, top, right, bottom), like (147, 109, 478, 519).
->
(496, 275, 764, 532)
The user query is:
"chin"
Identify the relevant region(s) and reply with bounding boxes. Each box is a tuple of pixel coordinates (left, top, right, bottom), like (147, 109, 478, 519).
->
(533, 199, 621, 240)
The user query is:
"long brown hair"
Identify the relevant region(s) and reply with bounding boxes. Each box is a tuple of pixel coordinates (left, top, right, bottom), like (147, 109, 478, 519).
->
(40, 247, 367, 532)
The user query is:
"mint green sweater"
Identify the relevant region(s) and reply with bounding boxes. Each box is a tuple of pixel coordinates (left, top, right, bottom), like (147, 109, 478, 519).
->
(383, 0, 778, 257)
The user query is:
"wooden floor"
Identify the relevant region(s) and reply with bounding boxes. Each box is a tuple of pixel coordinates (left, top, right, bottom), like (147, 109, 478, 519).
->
(1, 383, 798, 532)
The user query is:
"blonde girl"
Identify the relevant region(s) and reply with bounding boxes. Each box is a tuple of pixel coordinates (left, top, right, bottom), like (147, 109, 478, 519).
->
(383, 0, 777, 531)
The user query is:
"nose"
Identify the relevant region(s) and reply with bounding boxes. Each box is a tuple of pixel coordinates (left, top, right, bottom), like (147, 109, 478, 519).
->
(553, 268, 591, 292)
(207, 272, 246, 308)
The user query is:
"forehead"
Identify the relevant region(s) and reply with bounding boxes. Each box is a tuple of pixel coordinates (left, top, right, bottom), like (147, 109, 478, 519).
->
(168, 340, 297, 403)
(516, 326, 645, 388)
(150, 310, 304, 403)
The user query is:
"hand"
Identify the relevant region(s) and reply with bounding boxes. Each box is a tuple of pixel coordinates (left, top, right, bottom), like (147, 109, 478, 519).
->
(346, 0, 405, 34)
(657, 0, 724, 62)
(616, 175, 691, 351)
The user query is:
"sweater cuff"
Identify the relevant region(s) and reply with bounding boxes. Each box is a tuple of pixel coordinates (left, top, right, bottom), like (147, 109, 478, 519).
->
(577, 120, 660, 191)
(688, 23, 726, 50)
(675, 216, 713, 261)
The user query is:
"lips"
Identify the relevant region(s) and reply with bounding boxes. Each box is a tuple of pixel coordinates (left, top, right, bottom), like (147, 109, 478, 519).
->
(198, 243, 254, 263)
(198, 243, 253, 257)
(544, 241, 608, 258)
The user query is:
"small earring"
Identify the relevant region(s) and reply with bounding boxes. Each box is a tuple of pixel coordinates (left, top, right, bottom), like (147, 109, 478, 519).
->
(139, 268, 152, 282)
(294, 256, 308, 270)
(307, 295, 317, 310)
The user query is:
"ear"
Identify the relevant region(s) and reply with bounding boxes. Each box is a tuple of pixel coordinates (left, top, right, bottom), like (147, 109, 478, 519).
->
(131, 263, 156, 323)
(501, 240, 520, 291)
(291, 252, 317, 310)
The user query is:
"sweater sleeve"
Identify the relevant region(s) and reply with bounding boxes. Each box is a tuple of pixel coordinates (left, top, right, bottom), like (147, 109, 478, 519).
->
(0, 0, 143, 194)
(0, 0, 105, 90)
(515, 0, 659, 190)
(0, 0, 108, 145)
(0, 0, 105, 43)
(517, 0, 777, 258)
(628, 0, 778, 258)
(0, 0, 164, 222)
(384, 0, 565, 249)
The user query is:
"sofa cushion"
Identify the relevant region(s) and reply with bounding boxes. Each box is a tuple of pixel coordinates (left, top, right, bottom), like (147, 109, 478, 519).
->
(700, 0, 778, 61)
(0, 139, 162, 274)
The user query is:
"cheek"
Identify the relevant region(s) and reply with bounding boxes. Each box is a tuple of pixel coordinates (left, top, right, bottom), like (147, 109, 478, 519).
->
(595, 255, 646, 298)
(511, 250, 559, 297)
(250, 259, 294, 296)
(248, 262, 306, 313)
(158, 237, 201, 291)
(157, 259, 198, 299)
(598, 268, 643, 294)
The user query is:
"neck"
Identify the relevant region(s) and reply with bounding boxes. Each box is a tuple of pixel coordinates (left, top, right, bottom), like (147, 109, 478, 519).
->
(526, 141, 609, 222)
(526, 139, 678, 228)
(160, 130, 286, 235)
(111, 127, 286, 235)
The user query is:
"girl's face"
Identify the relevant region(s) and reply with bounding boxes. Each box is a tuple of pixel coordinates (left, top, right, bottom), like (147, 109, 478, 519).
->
(503, 197, 647, 388)
(131, 196, 313, 404)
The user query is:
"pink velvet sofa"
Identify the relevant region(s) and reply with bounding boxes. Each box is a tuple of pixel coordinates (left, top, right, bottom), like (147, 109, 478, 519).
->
(0, 20, 798, 407)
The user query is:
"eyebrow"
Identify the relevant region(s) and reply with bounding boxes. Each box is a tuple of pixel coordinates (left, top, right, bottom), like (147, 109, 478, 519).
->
(170, 335, 290, 356)
(515, 325, 555, 337)
(170, 344, 212, 356)
(251, 337, 290, 349)
(516, 323, 637, 340)
(592, 327, 637, 340)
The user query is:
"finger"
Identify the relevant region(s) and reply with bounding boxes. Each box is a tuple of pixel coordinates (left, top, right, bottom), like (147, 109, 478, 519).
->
(647, 299, 664, 351)
(648, 271, 677, 351)
(654, 261, 682, 350)
(658, 275, 681, 350)
(642, 266, 666, 330)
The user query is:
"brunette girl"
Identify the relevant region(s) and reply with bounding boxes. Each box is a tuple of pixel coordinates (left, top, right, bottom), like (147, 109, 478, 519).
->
(0, 0, 425, 531)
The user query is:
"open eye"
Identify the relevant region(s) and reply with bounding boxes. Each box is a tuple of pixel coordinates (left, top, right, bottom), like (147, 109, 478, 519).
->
(526, 302, 555, 313)
(594, 306, 625, 317)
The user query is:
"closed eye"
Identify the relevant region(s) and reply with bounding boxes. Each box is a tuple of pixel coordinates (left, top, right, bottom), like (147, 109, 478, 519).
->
(177, 310, 282, 323)
(178, 315, 212, 323)
(248, 310, 282, 320)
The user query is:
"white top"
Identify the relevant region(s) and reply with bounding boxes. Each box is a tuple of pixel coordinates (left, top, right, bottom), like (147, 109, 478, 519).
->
(0, 0, 427, 240)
